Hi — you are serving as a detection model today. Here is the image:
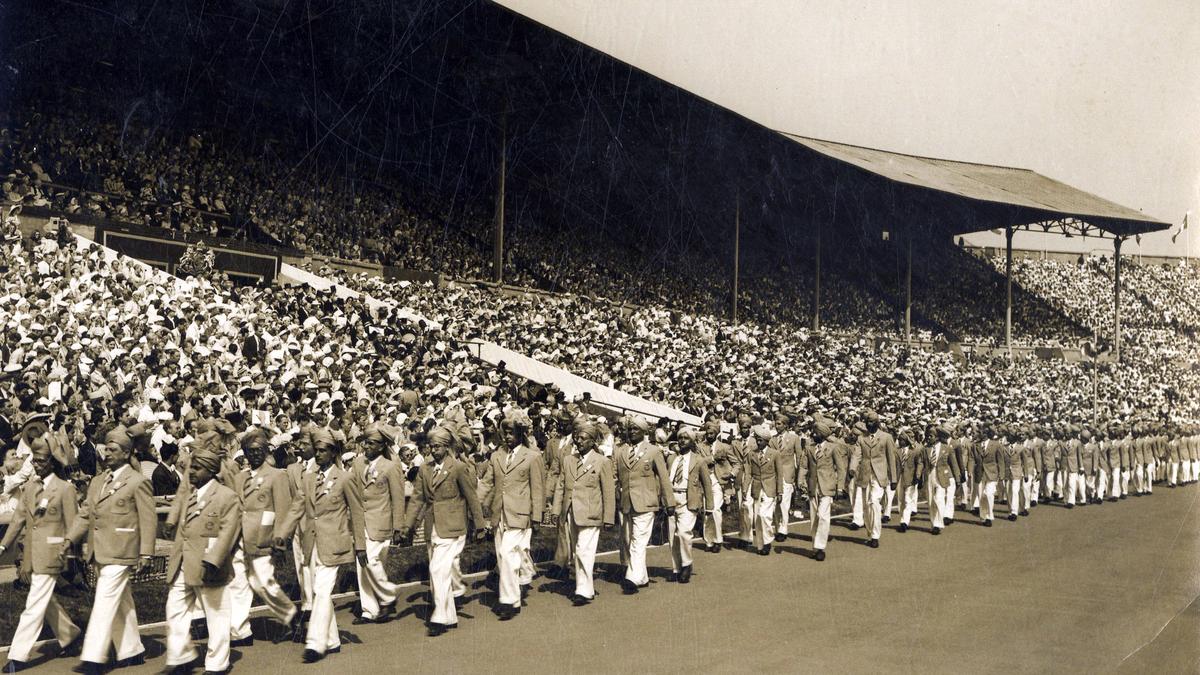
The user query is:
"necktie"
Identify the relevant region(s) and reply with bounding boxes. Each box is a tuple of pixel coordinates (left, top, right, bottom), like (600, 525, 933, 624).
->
(185, 491, 199, 522)
(242, 474, 254, 501)
(932, 443, 939, 465)
(672, 459, 684, 485)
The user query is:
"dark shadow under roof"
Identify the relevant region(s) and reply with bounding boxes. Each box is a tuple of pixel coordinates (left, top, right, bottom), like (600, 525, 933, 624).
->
(780, 132, 1170, 237)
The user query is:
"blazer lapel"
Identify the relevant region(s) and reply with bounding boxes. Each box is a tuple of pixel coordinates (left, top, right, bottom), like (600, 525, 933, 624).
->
(501, 446, 524, 475)
(431, 460, 451, 490)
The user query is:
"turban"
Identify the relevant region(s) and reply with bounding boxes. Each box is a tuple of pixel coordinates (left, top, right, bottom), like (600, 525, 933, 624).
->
(937, 424, 953, 439)
(1080, 428, 1093, 441)
(104, 428, 132, 451)
(126, 422, 150, 440)
(812, 419, 832, 439)
(751, 424, 772, 442)
(240, 428, 269, 450)
(627, 416, 650, 434)
(853, 421, 868, 436)
(310, 427, 336, 449)
(704, 418, 721, 432)
(501, 409, 532, 430)
(898, 429, 914, 446)
(427, 425, 455, 448)
(573, 420, 596, 440)
(864, 410, 879, 424)
(360, 424, 388, 445)
(736, 413, 752, 425)
(191, 447, 222, 474)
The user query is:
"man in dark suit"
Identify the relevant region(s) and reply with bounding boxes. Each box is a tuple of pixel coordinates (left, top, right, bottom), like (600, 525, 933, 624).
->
(151, 442, 183, 497)
(241, 324, 262, 364)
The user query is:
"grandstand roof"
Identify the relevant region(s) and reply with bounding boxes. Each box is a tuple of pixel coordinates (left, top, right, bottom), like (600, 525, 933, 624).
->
(779, 133, 1169, 237)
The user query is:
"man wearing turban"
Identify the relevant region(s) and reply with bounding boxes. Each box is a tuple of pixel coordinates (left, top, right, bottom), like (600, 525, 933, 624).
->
(399, 423, 486, 637)
(65, 426, 156, 671)
(921, 425, 960, 535)
(549, 421, 614, 606)
(851, 411, 898, 549)
(973, 424, 1005, 525)
(0, 439, 82, 672)
(227, 428, 300, 644)
(162, 446, 241, 674)
(276, 427, 366, 663)
(798, 417, 846, 561)
(695, 419, 730, 552)
(350, 424, 406, 625)
(478, 410, 544, 621)
(665, 430, 712, 583)
(613, 415, 673, 593)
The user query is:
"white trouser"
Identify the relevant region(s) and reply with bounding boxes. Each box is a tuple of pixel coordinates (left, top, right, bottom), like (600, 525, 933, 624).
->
(1184, 461, 1194, 482)
(305, 550, 341, 654)
(8, 572, 79, 662)
(1043, 470, 1058, 498)
(427, 526, 466, 625)
(668, 502, 697, 572)
(899, 484, 919, 526)
(944, 478, 957, 519)
(1121, 468, 1131, 493)
(850, 479, 864, 526)
(1021, 476, 1034, 509)
(1169, 461, 1179, 485)
(883, 482, 896, 516)
(703, 475, 724, 545)
(1098, 470, 1110, 500)
(810, 496, 832, 550)
(928, 482, 947, 529)
(358, 533, 399, 619)
(245, 552, 295, 623)
(751, 492, 776, 550)
(862, 480, 884, 540)
(1146, 461, 1156, 492)
(978, 481, 997, 521)
(81, 563, 143, 664)
(228, 546, 254, 641)
(972, 480, 981, 509)
(493, 522, 527, 608)
(165, 573, 231, 672)
(1085, 473, 1096, 499)
(519, 527, 535, 586)
(1028, 475, 1040, 503)
(292, 534, 313, 611)
(1110, 468, 1123, 498)
(776, 482, 795, 534)
(1192, 460, 1199, 481)
(738, 487, 754, 541)
(1006, 479, 1022, 514)
(1066, 472, 1084, 505)
(1134, 465, 1145, 493)
(958, 476, 972, 505)
(623, 511, 655, 585)
(569, 515, 599, 599)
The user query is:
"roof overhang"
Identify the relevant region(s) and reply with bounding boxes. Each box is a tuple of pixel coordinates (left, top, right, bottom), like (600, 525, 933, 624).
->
(780, 133, 1170, 238)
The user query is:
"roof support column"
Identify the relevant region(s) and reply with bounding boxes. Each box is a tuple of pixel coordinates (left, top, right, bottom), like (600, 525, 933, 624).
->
(812, 214, 821, 332)
(905, 226, 912, 345)
(1114, 236, 1123, 363)
(732, 192, 740, 325)
(1005, 225, 1014, 355)
(492, 112, 506, 284)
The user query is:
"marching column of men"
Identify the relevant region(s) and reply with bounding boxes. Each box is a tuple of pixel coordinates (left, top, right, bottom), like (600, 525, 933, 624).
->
(3, 417, 1198, 673)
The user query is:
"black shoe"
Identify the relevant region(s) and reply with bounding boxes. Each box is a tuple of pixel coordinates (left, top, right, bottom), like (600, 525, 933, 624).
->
(73, 662, 105, 675)
(3, 661, 28, 673)
(496, 604, 519, 621)
(774, 533, 786, 543)
(882, 515, 891, 523)
(931, 527, 941, 535)
(231, 636, 254, 648)
(204, 669, 230, 675)
(971, 508, 980, 517)
(1108, 497, 1118, 502)
(758, 545, 771, 556)
(115, 654, 145, 668)
(352, 616, 377, 625)
(944, 519, 953, 527)
(984, 520, 993, 527)
(426, 623, 451, 637)
(867, 539, 879, 549)
(571, 594, 592, 606)
(680, 565, 693, 583)
(1120, 495, 1127, 500)
(814, 550, 826, 562)
(1019, 510, 1029, 517)
(1031, 501, 1038, 507)
(167, 663, 198, 675)
(302, 649, 324, 664)
(898, 523, 908, 533)
(847, 523, 860, 531)
(1066, 503, 1074, 509)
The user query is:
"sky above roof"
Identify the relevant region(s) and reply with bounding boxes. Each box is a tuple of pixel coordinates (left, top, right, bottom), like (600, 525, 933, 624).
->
(495, 0, 1200, 257)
